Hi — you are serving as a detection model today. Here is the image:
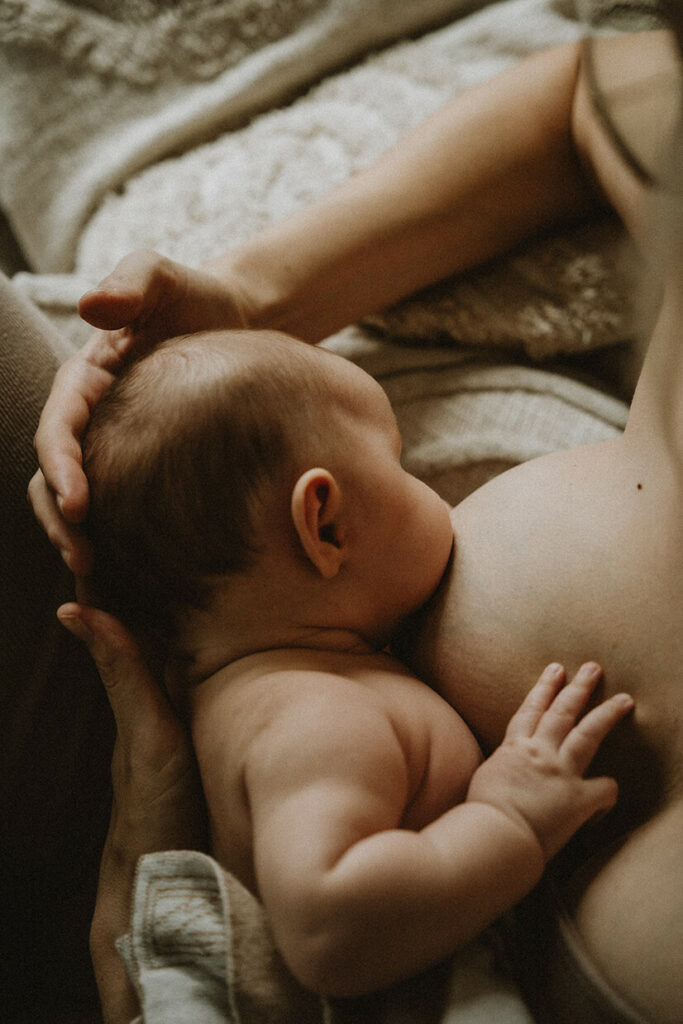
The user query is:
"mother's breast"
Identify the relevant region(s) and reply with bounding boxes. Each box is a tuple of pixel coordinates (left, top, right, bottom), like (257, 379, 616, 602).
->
(396, 452, 590, 751)
(396, 569, 530, 753)
(399, 439, 683, 795)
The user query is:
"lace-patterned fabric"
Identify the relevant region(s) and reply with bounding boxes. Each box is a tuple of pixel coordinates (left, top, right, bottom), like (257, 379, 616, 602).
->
(363, 219, 636, 359)
(0, 0, 321, 84)
(71, 0, 639, 360)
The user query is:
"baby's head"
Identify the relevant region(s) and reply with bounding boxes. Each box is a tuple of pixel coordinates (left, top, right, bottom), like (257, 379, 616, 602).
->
(84, 329, 452, 666)
(84, 330, 324, 645)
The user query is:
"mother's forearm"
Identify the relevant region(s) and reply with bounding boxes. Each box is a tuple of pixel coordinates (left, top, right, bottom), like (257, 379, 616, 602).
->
(89, 842, 140, 1024)
(207, 42, 601, 342)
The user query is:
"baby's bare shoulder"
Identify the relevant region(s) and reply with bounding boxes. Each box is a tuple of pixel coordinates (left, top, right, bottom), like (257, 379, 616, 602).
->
(191, 648, 414, 764)
(195, 648, 481, 830)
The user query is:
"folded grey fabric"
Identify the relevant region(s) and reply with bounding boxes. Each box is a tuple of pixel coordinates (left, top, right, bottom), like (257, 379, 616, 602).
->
(120, 851, 536, 1024)
(118, 850, 331, 1024)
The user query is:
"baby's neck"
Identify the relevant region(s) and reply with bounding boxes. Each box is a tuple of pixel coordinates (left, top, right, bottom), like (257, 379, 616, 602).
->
(178, 553, 439, 686)
(182, 617, 384, 687)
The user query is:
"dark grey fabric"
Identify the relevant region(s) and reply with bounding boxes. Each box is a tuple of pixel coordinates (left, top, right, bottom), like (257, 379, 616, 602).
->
(0, 273, 113, 1020)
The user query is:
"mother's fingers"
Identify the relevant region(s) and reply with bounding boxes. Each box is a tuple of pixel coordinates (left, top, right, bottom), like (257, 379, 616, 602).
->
(78, 249, 177, 335)
(33, 348, 116, 518)
(27, 470, 93, 575)
(32, 380, 91, 523)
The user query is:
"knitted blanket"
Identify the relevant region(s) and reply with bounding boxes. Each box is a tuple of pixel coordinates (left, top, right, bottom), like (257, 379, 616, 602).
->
(0, 0, 480, 273)
(0, 0, 654, 362)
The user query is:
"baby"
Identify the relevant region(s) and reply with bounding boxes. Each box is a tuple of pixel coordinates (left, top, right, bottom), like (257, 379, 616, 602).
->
(83, 327, 633, 997)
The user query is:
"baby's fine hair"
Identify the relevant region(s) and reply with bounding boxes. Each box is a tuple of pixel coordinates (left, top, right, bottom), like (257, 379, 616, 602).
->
(84, 329, 331, 651)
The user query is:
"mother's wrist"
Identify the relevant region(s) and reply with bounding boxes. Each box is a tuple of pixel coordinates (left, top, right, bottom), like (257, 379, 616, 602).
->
(90, 847, 141, 1022)
(200, 245, 291, 334)
(201, 237, 333, 343)
(90, 904, 141, 1024)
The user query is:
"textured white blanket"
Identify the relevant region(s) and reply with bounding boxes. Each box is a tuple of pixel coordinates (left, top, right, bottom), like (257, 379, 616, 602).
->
(1, 0, 635, 523)
(0, 0, 480, 272)
(3, 0, 645, 367)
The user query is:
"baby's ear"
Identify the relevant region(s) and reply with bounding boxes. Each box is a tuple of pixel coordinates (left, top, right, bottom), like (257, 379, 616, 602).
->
(291, 469, 345, 579)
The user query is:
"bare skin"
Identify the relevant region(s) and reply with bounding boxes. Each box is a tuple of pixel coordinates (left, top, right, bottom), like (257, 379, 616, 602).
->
(32, 32, 683, 1023)
(190, 649, 629, 996)
(74, 328, 632, 998)
(401, 336, 683, 1021)
(396, 34, 683, 1022)
(57, 604, 207, 1024)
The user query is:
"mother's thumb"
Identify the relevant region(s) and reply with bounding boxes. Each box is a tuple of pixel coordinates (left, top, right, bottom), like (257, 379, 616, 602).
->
(57, 602, 163, 726)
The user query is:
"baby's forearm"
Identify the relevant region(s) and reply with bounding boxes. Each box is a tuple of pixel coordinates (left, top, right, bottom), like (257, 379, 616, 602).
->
(268, 801, 544, 998)
(206, 43, 599, 343)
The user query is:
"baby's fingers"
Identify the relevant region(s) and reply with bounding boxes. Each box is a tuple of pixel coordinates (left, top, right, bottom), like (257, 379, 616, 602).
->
(563, 692, 635, 774)
(505, 663, 566, 740)
(579, 775, 620, 823)
(534, 662, 604, 747)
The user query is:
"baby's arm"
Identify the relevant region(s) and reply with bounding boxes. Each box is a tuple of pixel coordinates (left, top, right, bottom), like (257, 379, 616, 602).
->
(246, 662, 632, 998)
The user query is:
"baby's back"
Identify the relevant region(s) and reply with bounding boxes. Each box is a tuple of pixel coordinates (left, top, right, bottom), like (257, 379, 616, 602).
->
(190, 646, 482, 895)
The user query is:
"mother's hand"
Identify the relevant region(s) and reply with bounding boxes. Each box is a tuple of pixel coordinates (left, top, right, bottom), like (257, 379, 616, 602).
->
(58, 602, 206, 1024)
(29, 249, 253, 575)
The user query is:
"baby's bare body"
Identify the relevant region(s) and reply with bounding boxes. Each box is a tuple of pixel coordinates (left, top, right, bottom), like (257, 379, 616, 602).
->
(190, 646, 626, 997)
(405, 429, 683, 1020)
(192, 648, 481, 893)
(191, 648, 483, 992)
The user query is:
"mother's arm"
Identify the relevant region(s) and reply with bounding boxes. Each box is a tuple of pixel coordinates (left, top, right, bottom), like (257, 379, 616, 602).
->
(32, 39, 635, 569)
(572, 30, 683, 465)
(58, 604, 206, 1024)
(220, 41, 602, 341)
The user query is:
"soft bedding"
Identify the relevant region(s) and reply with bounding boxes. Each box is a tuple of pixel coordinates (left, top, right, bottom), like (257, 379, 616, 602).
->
(0, 1, 656, 1020)
(1, 0, 643, 366)
(119, 850, 536, 1024)
(0, 0, 642, 487)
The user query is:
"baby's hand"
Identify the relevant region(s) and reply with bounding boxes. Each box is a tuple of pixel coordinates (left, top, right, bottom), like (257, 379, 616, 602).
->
(466, 662, 634, 860)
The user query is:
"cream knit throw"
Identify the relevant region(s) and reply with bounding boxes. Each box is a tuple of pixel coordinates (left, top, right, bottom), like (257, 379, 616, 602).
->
(0, 0, 476, 272)
(1, 0, 657, 360)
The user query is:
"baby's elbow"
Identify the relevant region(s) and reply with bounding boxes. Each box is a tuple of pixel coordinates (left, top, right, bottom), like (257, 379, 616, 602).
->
(279, 942, 340, 996)
(283, 940, 373, 999)
(272, 898, 373, 998)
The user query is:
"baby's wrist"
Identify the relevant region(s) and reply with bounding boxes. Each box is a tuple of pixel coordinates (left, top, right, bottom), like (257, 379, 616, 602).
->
(469, 800, 547, 876)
